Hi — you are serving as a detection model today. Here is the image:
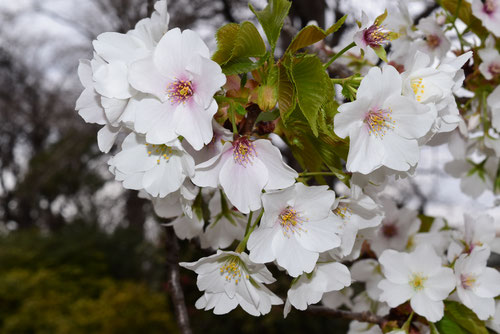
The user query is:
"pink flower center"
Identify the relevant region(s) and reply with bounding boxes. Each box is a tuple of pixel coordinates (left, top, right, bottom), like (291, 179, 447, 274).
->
(167, 79, 194, 104)
(364, 107, 395, 137)
(382, 223, 398, 238)
(489, 62, 500, 77)
(483, 0, 497, 15)
(426, 34, 441, 49)
(363, 24, 390, 47)
(232, 137, 257, 167)
(460, 274, 476, 289)
(278, 206, 307, 237)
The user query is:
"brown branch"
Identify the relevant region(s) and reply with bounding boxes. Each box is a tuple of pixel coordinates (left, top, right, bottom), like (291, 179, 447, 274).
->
(306, 305, 385, 326)
(239, 103, 262, 136)
(165, 226, 193, 334)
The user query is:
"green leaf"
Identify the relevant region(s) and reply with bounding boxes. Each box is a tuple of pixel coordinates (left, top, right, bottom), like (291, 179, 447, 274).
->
(435, 317, 468, 334)
(249, 0, 292, 52)
(326, 14, 347, 35)
(221, 58, 262, 75)
(255, 109, 280, 123)
(418, 215, 435, 233)
(285, 15, 347, 55)
(277, 64, 296, 122)
(235, 104, 247, 116)
(290, 55, 328, 136)
(372, 45, 388, 63)
(231, 21, 266, 59)
(441, 0, 488, 39)
(213, 22, 266, 66)
(212, 23, 240, 65)
(443, 301, 489, 334)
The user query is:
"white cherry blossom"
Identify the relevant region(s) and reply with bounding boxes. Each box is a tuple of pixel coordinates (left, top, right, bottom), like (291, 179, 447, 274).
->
(284, 262, 351, 316)
(454, 247, 500, 320)
(192, 137, 297, 214)
(199, 191, 246, 250)
(334, 65, 436, 174)
(479, 36, 500, 80)
(179, 251, 282, 316)
(472, 0, 500, 37)
(414, 17, 451, 60)
(247, 183, 341, 277)
(108, 132, 194, 198)
(127, 28, 226, 150)
(378, 244, 455, 322)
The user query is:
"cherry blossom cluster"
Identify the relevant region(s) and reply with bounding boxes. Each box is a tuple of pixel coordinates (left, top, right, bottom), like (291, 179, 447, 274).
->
(76, 0, 500, 333)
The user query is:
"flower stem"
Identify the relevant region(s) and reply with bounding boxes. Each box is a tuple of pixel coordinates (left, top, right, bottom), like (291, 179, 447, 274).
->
(324, 42, 356, 69)
(244, 211, 254, 236)
(235, 209, 264, 253)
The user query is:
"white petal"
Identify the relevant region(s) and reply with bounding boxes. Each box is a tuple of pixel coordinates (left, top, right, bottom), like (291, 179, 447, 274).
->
(219, 157, 268, 214)
(254, 140, 298, 190)
(410, 292, 444, 322)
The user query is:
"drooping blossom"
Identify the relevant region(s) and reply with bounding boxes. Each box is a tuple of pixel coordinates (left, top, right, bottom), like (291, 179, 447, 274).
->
(247, 183, 342, 277)
(192, 137, 297, 214)
(378, 245, 455, 322)
(479, 35, 500, 80)
(331, 184, 384, 257)
(179, 251, 282, 316)
(108, 132, 194, 198)
(199, 191, 246, 250)
(283, 262, 351, 316)
(126, 28, 226, 150)
(334, 65, 436, 174)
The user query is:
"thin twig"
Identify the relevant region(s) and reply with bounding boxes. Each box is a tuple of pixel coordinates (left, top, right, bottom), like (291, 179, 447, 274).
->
(165, 226, 193, 334)
(306, 305, 385, 325)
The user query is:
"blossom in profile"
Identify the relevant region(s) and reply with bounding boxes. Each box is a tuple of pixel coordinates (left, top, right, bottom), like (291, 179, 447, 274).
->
(479, 35, 500, 80)
(199, 191, 246, 250)
(179, 251, 282, 316)
(127, 28, 226, 150)
(334, 65, 436, 174)
(472, 0, 500, 37)
(378, 245, 455, 322)
(454, 247, 500, 320)
(284, 262, 351, 316)
(247, 183, 342, 277)
(108, 133, 194, 198)
(353, 11, 398, 61)
(192, 137, 297, 214)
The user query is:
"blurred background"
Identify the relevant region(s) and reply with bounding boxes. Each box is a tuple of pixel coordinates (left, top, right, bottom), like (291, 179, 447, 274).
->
(0, 0, 497, 333)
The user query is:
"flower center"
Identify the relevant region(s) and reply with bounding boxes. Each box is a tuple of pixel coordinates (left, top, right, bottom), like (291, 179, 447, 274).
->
(219, 257, 249, 284)
(278, 206, 307, 237)
(489, 62, 500, 77)
(483, 0, 497, 15)
(410, 273, 427, 291)
(363, 24, 390, 47)
(364, 107, 395, 137)
(426, 34, 441, 49)
(460, 274, 476, 290)
(167, 79, 194, 104)
(411, 77, 425, 102)
(146, 143, 173, 164)
(333, 203, 352, 220)
(232, 137, 257, 167)
(382, 223, 398, 238)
